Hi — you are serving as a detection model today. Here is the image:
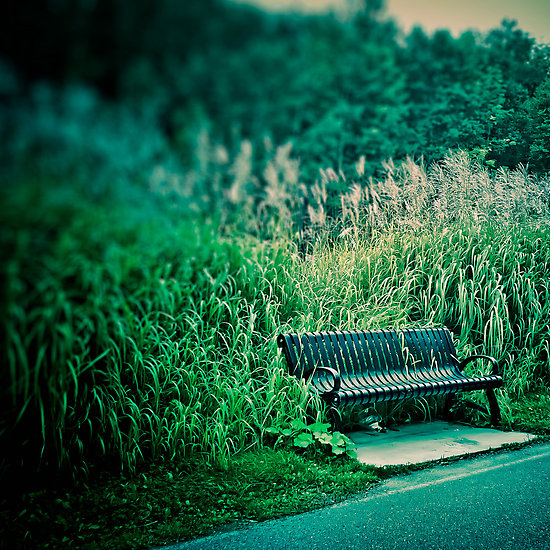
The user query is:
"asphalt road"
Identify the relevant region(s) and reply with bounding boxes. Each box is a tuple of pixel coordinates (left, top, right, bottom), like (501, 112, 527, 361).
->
(157, 443, 550, 550)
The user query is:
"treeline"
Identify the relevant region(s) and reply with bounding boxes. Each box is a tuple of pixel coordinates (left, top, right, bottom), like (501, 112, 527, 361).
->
(1, 0, 550, 178)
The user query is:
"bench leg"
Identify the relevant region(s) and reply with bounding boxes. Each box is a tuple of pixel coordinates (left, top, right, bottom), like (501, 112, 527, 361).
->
(445, 390, 501, 427)
(486, 388, 501, 427)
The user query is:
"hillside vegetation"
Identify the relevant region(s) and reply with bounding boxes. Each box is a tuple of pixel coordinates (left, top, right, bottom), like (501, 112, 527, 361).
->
(1, 1, 550, 547)
(2, 147, 549, 479)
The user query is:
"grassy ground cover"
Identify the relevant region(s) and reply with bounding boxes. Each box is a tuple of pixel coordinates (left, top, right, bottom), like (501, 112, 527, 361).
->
(3, 401, 550, 550)
(2, 449, 381, 549)
(1, 152, 550, 548)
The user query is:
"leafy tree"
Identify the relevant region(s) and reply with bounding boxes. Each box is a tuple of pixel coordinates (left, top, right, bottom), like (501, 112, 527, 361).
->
(3, 0, 550, 181)
(525, 75, 550, 171)
(481, 20, 549, 167)
(289, 11, 407, 177)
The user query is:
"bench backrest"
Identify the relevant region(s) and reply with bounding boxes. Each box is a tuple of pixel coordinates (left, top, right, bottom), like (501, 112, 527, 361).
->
(277, 327, 459, 379)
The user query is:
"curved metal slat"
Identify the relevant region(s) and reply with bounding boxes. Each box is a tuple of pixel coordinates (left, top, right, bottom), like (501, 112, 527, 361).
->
(400, 328, 436, 397)
(353, 332, 381, 385)
(429, 328, 456, 375)
(290, 334, 308, 377)
(301, 332, 320, 368)
(346, 331, 392, 401)
(277, 334, 298, 372)
(322, 332, 345, 373)
(403, 328, 453, 396)
(408, 329, 456, 396)
(385, 330, 417, 387)
(332, 332, 368, 393)
(343, 331, 369, 383)
(378, 333, 416, 399)
(313, 333, 333, 368)
(332, 332, 350, 374)
(342, 332, 382, 396)
(438, 328, 479, 387)
(427, 328, 473, 391)
(307, 333, 337, 393)
(357, 331, 395, 400)
(372, 331, 414, 397)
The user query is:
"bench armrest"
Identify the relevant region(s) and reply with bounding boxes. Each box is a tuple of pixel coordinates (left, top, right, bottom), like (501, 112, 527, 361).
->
(458, 354, 499, 376)
(302, 366, 341, 393)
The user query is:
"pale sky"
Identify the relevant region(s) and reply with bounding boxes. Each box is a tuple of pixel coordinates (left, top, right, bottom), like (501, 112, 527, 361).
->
(387, 0, 550, 43)
(234, 0, 550, 43)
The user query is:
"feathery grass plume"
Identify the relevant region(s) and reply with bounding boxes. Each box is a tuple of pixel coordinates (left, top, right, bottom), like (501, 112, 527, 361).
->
(259, 142, 302, 238)
(307, 179, 328, 230)
(330, 151, 550, 233)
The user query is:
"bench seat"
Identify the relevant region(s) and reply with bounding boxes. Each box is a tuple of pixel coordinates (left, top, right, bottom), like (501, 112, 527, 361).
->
(277, 327, 503, 426)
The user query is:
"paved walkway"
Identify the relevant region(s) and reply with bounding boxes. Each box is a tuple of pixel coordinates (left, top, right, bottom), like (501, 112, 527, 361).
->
(349, 421, 536, 466)
(158, 441, 550, 550)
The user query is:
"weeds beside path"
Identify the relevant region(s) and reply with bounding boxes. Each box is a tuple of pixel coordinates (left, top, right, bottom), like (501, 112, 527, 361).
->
(150, 441, 550, 550)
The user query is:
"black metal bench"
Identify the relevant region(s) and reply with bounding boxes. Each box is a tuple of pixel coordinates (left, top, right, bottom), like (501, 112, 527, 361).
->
(277, 327, 503, 427)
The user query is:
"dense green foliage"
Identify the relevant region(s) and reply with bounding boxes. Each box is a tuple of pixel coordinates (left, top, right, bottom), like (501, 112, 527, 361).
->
(1, 1, 550, 547)
(2, 152, 549, 483)
(2, 153, 550, 548)
(2, 0, 550, 185)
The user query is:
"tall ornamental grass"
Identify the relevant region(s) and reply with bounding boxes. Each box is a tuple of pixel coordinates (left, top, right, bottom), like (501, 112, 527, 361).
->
(1, 190, 317, 478)
(2, 149, 549, 480)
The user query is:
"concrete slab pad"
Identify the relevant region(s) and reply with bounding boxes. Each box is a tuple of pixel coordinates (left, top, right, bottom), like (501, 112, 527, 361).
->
(348, 421, 537, 467)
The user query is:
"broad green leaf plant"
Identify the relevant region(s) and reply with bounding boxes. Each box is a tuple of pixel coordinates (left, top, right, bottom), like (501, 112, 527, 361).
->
(266, 419, 358, 459)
